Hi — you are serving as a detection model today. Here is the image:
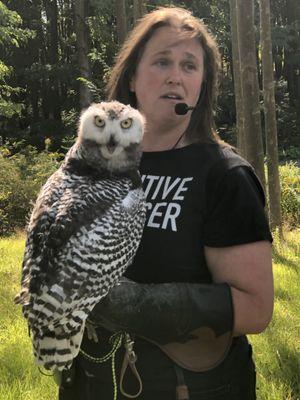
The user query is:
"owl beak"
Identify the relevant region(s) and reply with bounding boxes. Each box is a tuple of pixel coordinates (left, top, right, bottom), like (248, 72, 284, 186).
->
(106, 135, 118, 154)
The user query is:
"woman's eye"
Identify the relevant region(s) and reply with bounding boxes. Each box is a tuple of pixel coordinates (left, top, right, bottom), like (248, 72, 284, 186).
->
(121, 118, 132, 129)
(94, 116, 105, 127)
(184, 62, 196, 71)
(155, 59, 169, 67)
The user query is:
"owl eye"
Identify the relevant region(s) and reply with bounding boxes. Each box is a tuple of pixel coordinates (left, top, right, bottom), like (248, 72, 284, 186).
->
(120, 118, 132, 129)
(94, 116, 105, 128)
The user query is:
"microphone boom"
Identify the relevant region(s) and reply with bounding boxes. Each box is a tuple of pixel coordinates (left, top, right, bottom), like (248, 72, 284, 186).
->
(175, 103, 195, 115)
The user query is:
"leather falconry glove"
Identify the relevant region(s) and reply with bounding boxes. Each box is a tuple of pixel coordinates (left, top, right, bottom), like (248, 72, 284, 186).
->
(88, 278, 234, 371)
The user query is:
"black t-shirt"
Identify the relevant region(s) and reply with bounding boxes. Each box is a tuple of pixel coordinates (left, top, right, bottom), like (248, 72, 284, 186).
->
(78, 143, 272, 389)
(125, 142, 272, 284)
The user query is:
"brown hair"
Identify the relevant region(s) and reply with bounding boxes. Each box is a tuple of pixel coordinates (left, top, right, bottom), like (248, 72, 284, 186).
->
(106, 6, 222, 144)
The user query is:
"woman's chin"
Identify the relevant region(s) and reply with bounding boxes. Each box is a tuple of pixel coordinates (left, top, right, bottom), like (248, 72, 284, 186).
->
(159, 113, 188, 129)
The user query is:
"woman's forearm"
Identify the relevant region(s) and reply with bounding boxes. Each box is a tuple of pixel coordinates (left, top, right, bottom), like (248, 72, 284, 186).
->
(205, 241, 274, 336)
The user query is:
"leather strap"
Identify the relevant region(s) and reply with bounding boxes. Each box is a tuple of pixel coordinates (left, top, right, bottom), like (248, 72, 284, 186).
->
(174, 364, 190, 400)
(141, 327, 232, 372)
(119, 333, 143, 399)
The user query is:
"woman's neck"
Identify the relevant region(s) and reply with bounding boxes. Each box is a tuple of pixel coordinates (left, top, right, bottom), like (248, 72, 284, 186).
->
(142, 120, 191, 152)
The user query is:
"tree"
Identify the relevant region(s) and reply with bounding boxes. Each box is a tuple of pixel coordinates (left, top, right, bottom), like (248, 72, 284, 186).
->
(0, 1, 34, 120)
(115, 0, 127, 45)
(260, 0, 282, 234)
(284, 0, 300, 105)
(43, 0, 61, 121)
(133, 0, 146, 23)
(74, 0, 92, 108)
(271, 0, 299, 142)
(229, 0, 245, 155)
(235, 0, 266, 189)
(0, 0, 297, 159)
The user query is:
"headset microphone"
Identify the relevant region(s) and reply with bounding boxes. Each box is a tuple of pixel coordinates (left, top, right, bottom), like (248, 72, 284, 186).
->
(174, 103, 195, 115)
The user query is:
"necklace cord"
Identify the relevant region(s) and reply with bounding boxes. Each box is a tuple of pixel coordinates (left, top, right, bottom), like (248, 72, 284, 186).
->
(172, 131, 186, 149)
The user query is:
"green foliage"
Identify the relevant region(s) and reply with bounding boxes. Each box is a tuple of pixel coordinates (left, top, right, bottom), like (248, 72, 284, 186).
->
(86, 3, 119, 100)
(60, 134, 76, 152)
(0, 60, 24, 118)
(279, 146, 300, 163)
(279, 163, 300, 229)
(0, 1, 34, 47)
(275, 79, 298, 149)
(0, 60, 10, 79)
(0, 155, 28, 235)
(0, 0, 297, 153)
(0, 141, 63, 235)
(272, 22, 300, 53)
(0, 140, 298, 236)
(0, 99, 24, 118)
(0, 2, 34, 118)
(76, 77, 102, 102)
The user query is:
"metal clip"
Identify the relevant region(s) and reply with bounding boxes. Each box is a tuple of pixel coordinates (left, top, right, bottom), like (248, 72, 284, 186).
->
(124, 333, 137, 363)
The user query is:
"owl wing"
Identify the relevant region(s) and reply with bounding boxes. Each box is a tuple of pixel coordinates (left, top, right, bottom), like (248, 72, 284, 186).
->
(24, 169, 129, 295)
(16, 167, 146, 370)
(15, 169, 66, 305)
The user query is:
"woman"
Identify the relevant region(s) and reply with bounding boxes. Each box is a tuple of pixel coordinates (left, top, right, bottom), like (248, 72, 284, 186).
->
(59, 6, 273, 400)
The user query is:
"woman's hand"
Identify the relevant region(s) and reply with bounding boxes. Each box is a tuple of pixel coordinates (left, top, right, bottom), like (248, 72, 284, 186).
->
(205, 240, 274, 336)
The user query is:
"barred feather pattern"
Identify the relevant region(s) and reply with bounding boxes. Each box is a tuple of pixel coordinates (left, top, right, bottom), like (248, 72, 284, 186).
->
(15, 159, 146, 371)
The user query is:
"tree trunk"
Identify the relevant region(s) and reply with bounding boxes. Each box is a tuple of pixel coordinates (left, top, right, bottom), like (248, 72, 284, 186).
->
(296, 73, 300, 131)
(44, 0, 61, 122)
(116, 0, 127, 45)
(236, 0, 266, 190)
(30, 81, 40, 122)
(260, 0, 282, 235)
(133, 0, 146, 23)
(274, 48, 283, 80)
(74, 0, 92, 109)
(283, 0, 299, 106)
(229, 0, 245, 155)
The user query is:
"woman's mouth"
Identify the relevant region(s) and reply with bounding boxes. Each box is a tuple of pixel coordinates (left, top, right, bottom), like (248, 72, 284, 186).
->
(161, 93, 183, 101)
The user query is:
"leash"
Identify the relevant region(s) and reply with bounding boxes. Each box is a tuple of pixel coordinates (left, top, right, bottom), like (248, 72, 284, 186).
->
(80, 331, 142, 400)
(80, 331, 124, 400)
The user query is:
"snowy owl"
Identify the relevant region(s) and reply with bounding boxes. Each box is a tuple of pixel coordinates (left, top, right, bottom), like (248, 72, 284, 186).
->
(14, 101, 146, 371)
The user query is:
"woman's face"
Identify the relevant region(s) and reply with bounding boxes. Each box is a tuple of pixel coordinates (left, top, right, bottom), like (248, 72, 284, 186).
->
(130, 26, 204, 130)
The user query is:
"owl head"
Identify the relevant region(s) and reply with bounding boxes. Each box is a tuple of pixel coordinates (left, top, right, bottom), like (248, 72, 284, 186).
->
(77, 101, 145, 172)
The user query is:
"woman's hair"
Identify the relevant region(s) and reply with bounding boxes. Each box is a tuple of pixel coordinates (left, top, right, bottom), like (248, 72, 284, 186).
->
(106, 6, 222, 144)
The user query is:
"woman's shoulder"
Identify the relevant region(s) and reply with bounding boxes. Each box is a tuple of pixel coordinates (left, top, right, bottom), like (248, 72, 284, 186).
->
(203, 141, 248, 163)
(192, 141, 252, 172)
(201, 142, 266, 204)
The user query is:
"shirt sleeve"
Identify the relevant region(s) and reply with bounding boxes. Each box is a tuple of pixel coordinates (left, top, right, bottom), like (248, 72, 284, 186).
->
(203, 165, 273, 247)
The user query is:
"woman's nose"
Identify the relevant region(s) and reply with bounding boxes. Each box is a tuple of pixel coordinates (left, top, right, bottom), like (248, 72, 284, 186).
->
(166, 65, 182, 85)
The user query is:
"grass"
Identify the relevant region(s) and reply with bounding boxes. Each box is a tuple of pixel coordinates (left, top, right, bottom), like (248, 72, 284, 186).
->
(0, 233, 56, 400)
(0, 230, 299, 400)
(249, 229, 300, 400)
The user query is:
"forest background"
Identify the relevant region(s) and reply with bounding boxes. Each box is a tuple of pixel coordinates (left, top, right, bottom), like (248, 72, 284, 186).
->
(0, 0, 299, 150)
(0, 1, 299, 399)
(0, 0, 299, 236)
